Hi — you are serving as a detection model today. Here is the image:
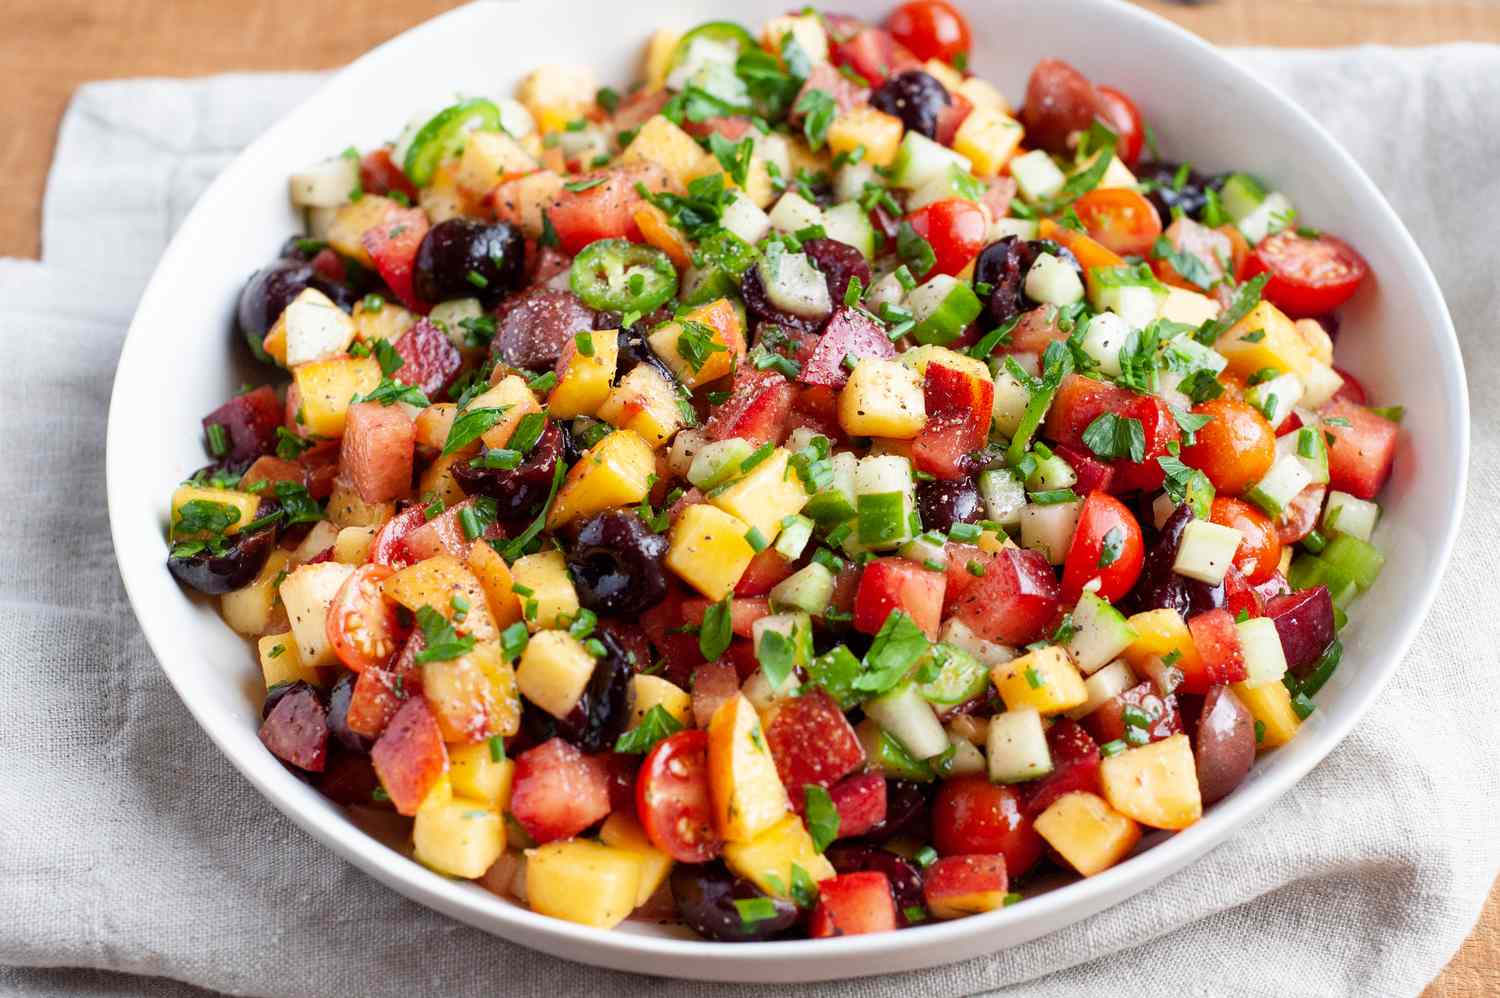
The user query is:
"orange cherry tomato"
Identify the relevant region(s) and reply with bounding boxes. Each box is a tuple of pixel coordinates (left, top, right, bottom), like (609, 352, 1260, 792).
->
(904, 198, 988, 278)
(1210, 496, 1283, 585)
(1178, 397, 1276, 495)
(326, 563, 408, 672)
(885, 0, 971, 64)
(1071, 188, 1163, 257)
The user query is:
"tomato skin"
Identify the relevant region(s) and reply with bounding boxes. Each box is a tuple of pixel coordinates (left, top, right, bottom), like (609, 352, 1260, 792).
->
(1246, 230, 1369, 318)
(1061, 491, 1144, 604)
(853, 557, 947, 639)
(828, 21, 920, 89)
(1179, 397, 1277, 495)
(1020, 58, 1099, 156)
(1109, 394, 1181, 494)
(885, 0, 971, 64)
(931, 776, 1044, 878)
(636, 730, 722, 863)
(326, 564, 408, 672)
(1210, 497, 1282, 585)
(1072, 188, 1162, 257)
(1093, 85, 1145, 166)
(904, 199, 988, 278)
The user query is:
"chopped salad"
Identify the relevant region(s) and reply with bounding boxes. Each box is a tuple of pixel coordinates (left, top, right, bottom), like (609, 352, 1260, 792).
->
(166, 0, 1398, 942)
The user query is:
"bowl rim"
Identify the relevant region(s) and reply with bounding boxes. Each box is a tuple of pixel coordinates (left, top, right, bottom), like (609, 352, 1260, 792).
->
(106, 0, 1469, 975)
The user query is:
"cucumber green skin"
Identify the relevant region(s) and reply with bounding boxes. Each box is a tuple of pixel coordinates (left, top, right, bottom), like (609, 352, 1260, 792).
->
(917, 647, 989, 706)
(911, 284, 983, 346)
(681, 270, 742, 308)
(874, 730, 935, 782)
(1219, 173, 1268, 223)
(803, 491, 857, 526)
(671, 21, 758, 69)
(404, 98, 501, 187)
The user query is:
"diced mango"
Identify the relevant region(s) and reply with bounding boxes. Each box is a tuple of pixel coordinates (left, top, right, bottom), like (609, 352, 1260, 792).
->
(1158, 286, 1220, 327)
(762, 13, 829, 62)
(629, 674, 692, 727)
(953, 106, 1025, 178)
(417, 451, 468, 509)
(327, 475, 395, 528)
(516, 630, 596, 719)
(707, 693, 790, 843)
(991, 646, 1088, 716)
(256, 632, 319, 688)
(597, 363, 684, 447)
(620, 115, 713, 188)
(413, 796, 505, 878)
(547, 429, 657, 529)
(721, 813, 836, 898)
(1121, 608, 1202, 676)
(292, 355, 381, 437)
(897, 344, 993, 384)
(222, 548, 291, 635)
(509, 550, 579, 631)
(838, 358, 926, 439)
(1231, 679, 1302, 749)
(518, 65, 597, 134)
(456, 131, 537, 198)
(648, 299, 745, 389)
(526, 839, 642, 928)
(548, 328, 619, 419)
(169, 485, 261, 539)
(464, 375, 544, 451)
(599, 811, 674, 907)
(352, 295, 417, 345)
(448, 741, 515, 810)
(381, 554, 498, 641)
(666, 503, 757, 601)
(634, 202, 695, 270)
(1034, 791, 1142, 877)
(709, 448, 809, 542)
(467, 540, 524, 629)
(1098, 733, 1203, 830)
(414, 403, 459, 450)
(491, 169, 565, 238)
(1214, 300, 1315, 380)
(827, 107, 905, 169)
(956, 76, 1010, 113)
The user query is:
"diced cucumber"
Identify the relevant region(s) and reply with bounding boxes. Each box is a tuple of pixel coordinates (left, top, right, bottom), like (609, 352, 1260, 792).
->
(864, 683, 950, 759)
(768, 191, 825, 234)
(1025, 451, 1077, 492)
(1066, 659, 1138, 721)
(784, 427, 825, 454)
(773, 515, 815, 561)
(757, 251, 831, 319)
(666, 32, 743, 91)
(1091, 281, 1163, 331)
(865, 269, 908, 311)
(1300, 360, 1346, 409)
(741, 665, 802, 712)
(1171, 519, 1244, 585)
(1320, 533, 1384, 590)
(1288, 553, 1359, 606)
(986, 708, 1052, 783)
(916, 644, 990, 706)
(889, 131, 972, 191)
(688, 438, 755, 489)
(834, 161, 878, 202)
(289, 156, 360, 208)
(1245, 371, 1304, 429)
(1020, 500, 1082, 565)
(1219, 173, 1267, 222)
(1236, 617, 1288, 687)
(803, 450, 858, 526)
(1278, 425, 1329, 485)
(769, 562, 835, 616)
(900, 530, 948, 566)
(429, 298, 484, 348)
(822, 201, 876, 259)
(1023, 253, 1084, 307)
(1246, 452, 1315, 519)
(1010, 149, 1066, 203)
(939, 618, 1018, 669)
(1160, 333, 1228, 377)
(908, 274, 983, 346)
(1323, 490, 1379, 543)
(991, 367, 1033, 439)
(907, 164, 985, 212)
(937, 734, 987, 777)
(1066, 592, 1138, 675)
(978, 466, 1027, 527)
(1238, 191, 1296, 245)
(1079, 311, 1130, 376)
(858, 719, 935, 781)
(989, 216, 1039, 242)
(855, 454, 915, 550)
(720, 192, 772, 246)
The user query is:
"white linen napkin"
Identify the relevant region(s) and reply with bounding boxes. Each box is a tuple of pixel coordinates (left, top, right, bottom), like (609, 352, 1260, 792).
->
(2, 47, 1498, 998)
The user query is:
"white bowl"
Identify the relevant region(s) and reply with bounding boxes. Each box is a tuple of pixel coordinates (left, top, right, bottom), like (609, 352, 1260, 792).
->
(106, 0, 1468, 982)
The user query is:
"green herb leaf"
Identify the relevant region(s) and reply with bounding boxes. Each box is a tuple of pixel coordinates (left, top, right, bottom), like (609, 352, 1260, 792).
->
(803, 785, 840, 852)
(442, 406, 510, 456)
(614, 703, 686, 754)
(853, 611, 930, 694)
(699, 596, 734, 661)
(1080, 412, 1146, 462)
(794, 88, 837, 151)
(412, 605, 476, 664)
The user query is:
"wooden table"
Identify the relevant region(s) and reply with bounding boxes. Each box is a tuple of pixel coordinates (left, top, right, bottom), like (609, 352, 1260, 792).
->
(1, 1, 1493, 993)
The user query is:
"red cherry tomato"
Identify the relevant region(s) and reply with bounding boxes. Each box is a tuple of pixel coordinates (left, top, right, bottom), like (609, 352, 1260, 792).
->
(828, 21, 920, 90)
(1210, 496, 1283, 586)
(903, 198, 988, 278)
(1061, 491, 1145, 604)
(1071, 188, 1162, 257)
(1109, 394, 1181, 493)
(369, 505, 426, 568)
(636, 730, 722, 863)
(326, 564, 408, 673)
(931, 776, 1043, 878)
(1092, 85, 1145, 166)
(885, 1, 971, 65)
(1246, 230, 1369, 318)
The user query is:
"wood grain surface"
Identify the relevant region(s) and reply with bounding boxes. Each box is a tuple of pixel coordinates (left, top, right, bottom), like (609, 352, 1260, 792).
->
(1, 1, 1494, 994)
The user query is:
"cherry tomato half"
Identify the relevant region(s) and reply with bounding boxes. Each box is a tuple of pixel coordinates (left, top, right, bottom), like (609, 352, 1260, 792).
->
(1178, 397, 1276, 496)
(1276, 483, 1327, 545)
(369, 505, 426, 568)
(1071, 188, 1162, 257)
(828, 20, 919, 90)
(1109, 393, 1181, 493)
(1093, 85, 1145, 166)
(885, 1, 971, 65)
(931, 776, 1043, 877)
(1062, 491, 1145, 604)
(904, 198, 988, 278)
(1210, 496, 1282, 585)
(326, 563, 408, 673)
(1246, 230, 1369, 318)
(637, 729, 722, 863)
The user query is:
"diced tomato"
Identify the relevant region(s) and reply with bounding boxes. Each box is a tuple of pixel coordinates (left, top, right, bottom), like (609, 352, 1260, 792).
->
(828, 22, 920, 89)
(904, 199, 988, 279)
(326, 564, 407, 672)
(681, 597, 769, 639)
(1093, 85, 1145, 166)
(949, 546, 1061, 646)
(1072, 188, 1162, 257)
(1246, 230, 1369, 318)
(767, 689, 866, 806)
(547, 163, 668, 256)
(704, 369, 795, 446)
(1043, 373, 1137, 451)
(369, 505, 427, 569)
(1053, 443, 1115, 495)
(853, 557, 946, 639)
(800, 306, 895, 389)
(258, 683, 329, 772)
(810, 872, 898, 938)
(932, 776, 1044, 877)
(404, 497, 492, 561)
(734, 548, 794, 597)
(369, 695, 447, 816)
(941, 541, 986, 608)
(1221, 564, 1264, 621)
(1084, 681, 1182, 745)
(1180, 397, 1277, 496)
(637, 730, 721, 862)
(1005, 305, 1069, 355)
(390, 318, 463, 398)
(913, 362, 994, 481)
(826, 772, 887, 839)
(1276, 483, 1327, 545)
(361, 207, 430, 313)
(1061, 491, 1144, 604)
(1319, 399, 1399, 500)
(934, 91, 973, 147)
(339, 402, 415, 504)
(359, 147, 419, 203)
(345, 631, 425, 739)
(510, 738, 612, 843)
(1151, 216, 1232, 291)
(1109, 394, 1182, 493)
(689, 662, 739, 728)
(1182, 609, 1249, 694)
(1020, 719, 1102, 817)
(202, 385, 282, 462)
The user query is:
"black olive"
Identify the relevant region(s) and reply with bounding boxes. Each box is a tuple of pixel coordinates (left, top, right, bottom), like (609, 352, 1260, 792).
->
(326, 672, 374, 754)
(412, 218, 526, 307)
(1125, 503, 1225, 617)
(1135, 161, 1227, 227)
(870, 69, 952, 140)
(566, 511, 669, 616)
(972, 236, 1083, 327)
(917, 477, 984, 532)
(802, 238, 873, 308)
(553, 628, 633, 753)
